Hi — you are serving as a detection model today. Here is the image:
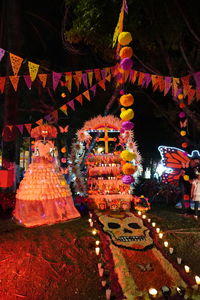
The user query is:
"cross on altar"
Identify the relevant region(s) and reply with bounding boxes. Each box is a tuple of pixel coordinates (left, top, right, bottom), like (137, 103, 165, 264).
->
(96, 128, 116, 153)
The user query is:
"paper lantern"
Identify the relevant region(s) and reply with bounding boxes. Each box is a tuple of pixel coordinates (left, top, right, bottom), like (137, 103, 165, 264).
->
(120, 150, 136, 161)
(61, 147, 67, 153)
(183, 175, 189, 181)
(178, 94, 184, 100)
(120, 108, 134, 121)
(119, 94, 134, 107)
(179, 103, 185, 109)
(122, 175, 134, 184)
(61, 157, 67, 163)
(180, 130, 186, 136)
(118, 32, 132, 46)
(183, 194, 190, 200)
(182, 142, 188, 148)
(122, 163, 137, 175)
(120, 89, 125, 95)
(120, 58, 133, 70)
(61, 92, 66, 98)
(122, 121, 134, 130)
(119, 46, 133, 59)
(179, 112, 186, 118)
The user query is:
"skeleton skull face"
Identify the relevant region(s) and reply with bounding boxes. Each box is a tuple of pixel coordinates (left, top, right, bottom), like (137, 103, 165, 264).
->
(99, 213, 153, 251)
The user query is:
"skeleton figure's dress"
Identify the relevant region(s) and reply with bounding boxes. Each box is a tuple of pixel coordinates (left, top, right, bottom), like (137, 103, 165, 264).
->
(13, 140, 80, 227)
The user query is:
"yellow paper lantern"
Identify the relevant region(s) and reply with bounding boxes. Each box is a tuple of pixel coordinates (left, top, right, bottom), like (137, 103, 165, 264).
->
(119, 47, 133, 59)
(120, 150, 136, 161)
(180, 130, 186, 136)
(118, 32, 132, 46)
(120, 108, 134, 121)
(119, 94, 134, 107)
(183, 175, 189, 181)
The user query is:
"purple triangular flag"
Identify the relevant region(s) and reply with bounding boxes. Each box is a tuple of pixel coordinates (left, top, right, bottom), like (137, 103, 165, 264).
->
(67, 99, 75, 110)
(23, 75, 32, 89)
(164, 76, 172, 96)
(82, 73, 88, 88)
(142, 73, 152, 88)
(0, 48, 5, 62)
(101, 69, 106, 79)
(90, 85, 96, 96)
(193, 72, 200, 91)
(124, 0, 128, 14)
(44, 114, 52, 121)
(52, 72, 62, 91)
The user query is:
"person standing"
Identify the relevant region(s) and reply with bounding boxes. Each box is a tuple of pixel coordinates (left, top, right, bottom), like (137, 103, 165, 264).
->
(191, 171, 200, 219)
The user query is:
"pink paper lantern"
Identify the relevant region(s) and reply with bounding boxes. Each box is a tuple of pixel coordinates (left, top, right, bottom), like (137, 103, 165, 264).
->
(179, 112, 186, 118)
(122, 175, 134, 184)
(122, 121, 134, 130)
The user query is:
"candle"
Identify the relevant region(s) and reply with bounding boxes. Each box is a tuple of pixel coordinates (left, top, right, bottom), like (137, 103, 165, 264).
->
(184, 265, 190, 273)
(177, 257, 182, 264)
(156, 228, 160, 233)
(142, 215, 146, 219)
(90, 221, 94, 227)
(99, 268, 104, 277)
(89, 212, 93, 218)
(95, 247, 100, 255)
(158, 233, 163, 239)
(169, 247, 174, 254)
(195, 275, 200, 285)
(148, 288, 158, 298)
(102, 280, 107, 287)
(106, 288, 111, 300)
(152, 222, 156, 227)
(96, 240, 100, 246)
(92, 229, 97, 235)
(138, 211, 142, 216)
(88, 218, 92, 223)
(164, 241, 169, 247)
(147, 218, 151, 223)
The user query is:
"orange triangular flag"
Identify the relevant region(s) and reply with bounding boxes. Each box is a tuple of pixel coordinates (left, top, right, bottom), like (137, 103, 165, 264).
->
(73, 73, 80, 89)
(6, 125, 13, 131)
(24, 124, 32, 134)
(9, 75, 20, 91)
(88, 71, 93, 86)
(98, 80, 106, 91)
(35, 119, 43, 126)
(187, 89, 196, 105)
(28, 61, 39, 81)
(104, 67, 111, 76)
(158, 76, 165, 92)
(183, 85, 192, 98)
(65, 72, 72, 93)
(38, 74, 47, 88)
(105, 74, 112, 82)
(137, 72, 145, 86)
(94, 69, 101, 81)
(75, 71, 82, 84)
(151, 75, 160, 91)
(9, 53, 23, 75)
(75, 94, 83, 105)
(60, 104, 68, 116)
(131, 70, 138, 84)
(82, 90, 90, 101)
(172, 78, 180, 97)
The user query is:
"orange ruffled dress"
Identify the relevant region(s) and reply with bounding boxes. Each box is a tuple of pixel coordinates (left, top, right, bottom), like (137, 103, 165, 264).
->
(13, 140, 80, 227)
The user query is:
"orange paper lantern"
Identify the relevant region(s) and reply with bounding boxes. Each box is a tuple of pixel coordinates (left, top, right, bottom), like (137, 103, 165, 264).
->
(179, 103, 185, 109)
(119, 47, 133, 59)
(61, 147, 67, 153)
(178, 94, 184, 100)
(182, 142, 188, 148)
(119, 94, 134, 107)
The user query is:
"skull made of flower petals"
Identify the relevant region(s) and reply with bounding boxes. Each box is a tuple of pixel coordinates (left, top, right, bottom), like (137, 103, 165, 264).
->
(99, 213, 153, 251)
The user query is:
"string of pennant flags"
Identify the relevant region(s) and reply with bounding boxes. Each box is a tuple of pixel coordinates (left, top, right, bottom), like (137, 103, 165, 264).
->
(1, 47, 200, 104)
(1, 74, 111, 137)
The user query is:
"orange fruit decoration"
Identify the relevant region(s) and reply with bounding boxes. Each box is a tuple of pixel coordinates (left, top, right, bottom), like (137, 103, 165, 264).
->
(119, 94, 134, 107)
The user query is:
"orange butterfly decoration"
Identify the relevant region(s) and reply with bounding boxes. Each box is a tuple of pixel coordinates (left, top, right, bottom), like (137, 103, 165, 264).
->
(59, 125, 69, 133)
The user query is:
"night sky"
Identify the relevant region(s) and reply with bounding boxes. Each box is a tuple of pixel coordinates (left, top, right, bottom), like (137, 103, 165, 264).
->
(0, 0, 193, 163)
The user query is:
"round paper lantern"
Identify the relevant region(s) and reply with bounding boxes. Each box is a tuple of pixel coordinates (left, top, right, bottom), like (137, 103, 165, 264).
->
(119, 94, 134, 107)
(120, 89, 125, 95)
(120, 108, 134, 121)
(61, 157, 67, 163)
(61, 147, 67, 153)
(120, 150, 136, 161)
(119, 46, 133, 59)
(182, 142, 188, 148)
(122, 163, 137, 175)
(178, 94, 184, 100)
(118, 32, 132, 46)
(179, 103, 185, 109)
(183, 194, 190, 200)
(122, 175, 134, 184)
(183, 175, 189, 181)
(122, 121, 134, 130)
(180, 130, 186, 136)
(179, 112, 186, 118)
(61, 92, 66, 98)
(120, 58, 133, 70)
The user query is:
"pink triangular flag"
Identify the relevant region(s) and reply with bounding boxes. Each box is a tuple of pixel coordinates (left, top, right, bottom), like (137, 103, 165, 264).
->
(0, 48, 5, 62)
(82, 73, 88, 88)
(67, 99, 75, 111)
(90, 85, 96, 96)
(52, 72, 62, 91)
(164, 77, 172, 96)
(16, 125, 23, 134)
(101, 69, 106, 79)
(23, 75, 32, 90)
(142, 73, 152, 88)
(193, 72, 200, 91)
